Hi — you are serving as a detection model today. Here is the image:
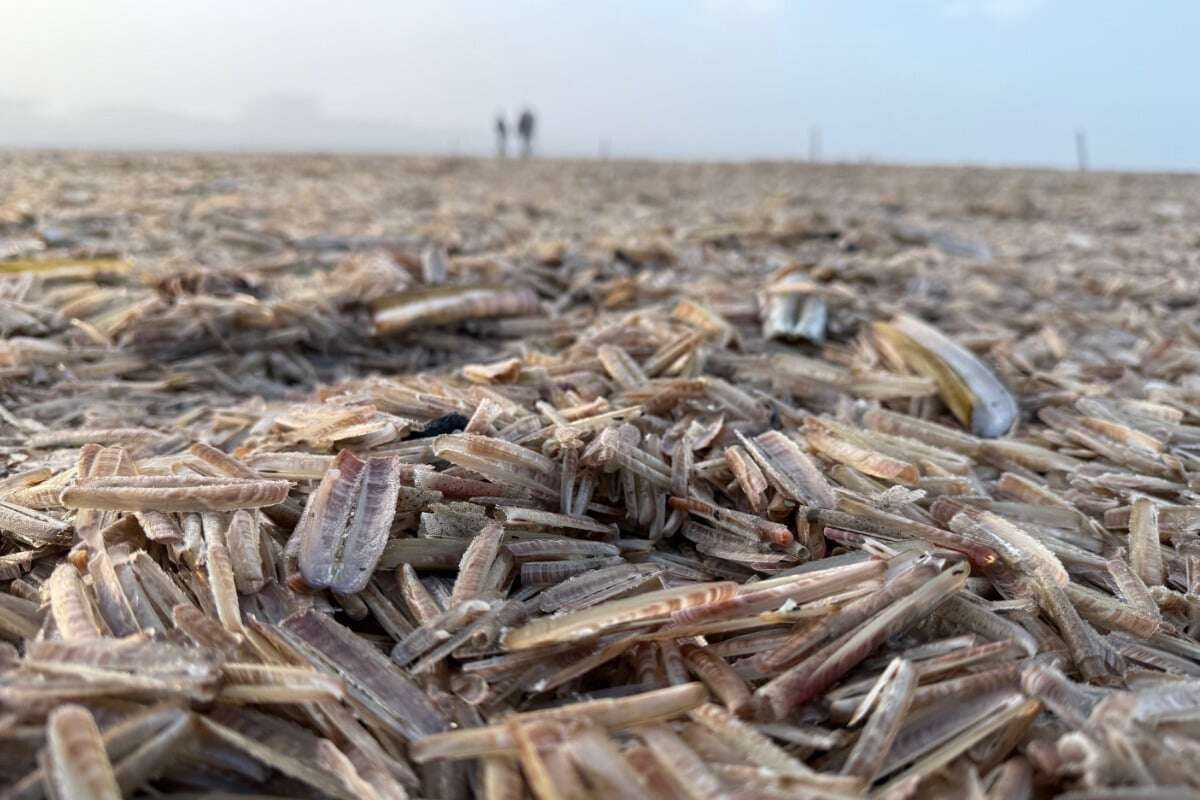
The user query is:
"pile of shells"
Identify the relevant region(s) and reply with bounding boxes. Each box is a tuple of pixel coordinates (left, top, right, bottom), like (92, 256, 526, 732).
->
(0, 153, 1199, 799)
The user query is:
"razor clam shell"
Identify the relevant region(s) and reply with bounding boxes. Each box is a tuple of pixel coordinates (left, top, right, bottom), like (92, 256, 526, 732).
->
(757, 561, 968, 718)
(505, 538, 621, 560)
(279, 608, 449, 741)
(561, 725, 647, 800)
(373, 286, 540, 333)
(196, 716, 358, 800)
(206, 526, 243, 632)
(497, 505, 618, 535)
(840, 658, 917, 782)
(217, 663, 345, 704)
(806, 423, 921, 484)
(133, 510, 183, 544)
(637, 723, 729, 800)
(297, 451, 403, 594)
(61, 476, 290, 512)
(46, 704, 122, 800)
(224, 509, 265, 595)
(0, 501, 72, 546)
(111, 713, 197, 794)
(503, 581, 737, 649)
(876, 314, 1017, 438)
(379, 535, 470, 570)
(724, 444, 769, 514)
(48, 562, 103, 640)
(739, 430, 837, 509)
(87, 547, 141, 637)
(411, 682, 708, 762)
(1129, 496, 1166, 587)
(450, 523, 505, 605)
(519, 556, 625, 586)
(690, 701, 814, 775)
(536, 562, 666, 613)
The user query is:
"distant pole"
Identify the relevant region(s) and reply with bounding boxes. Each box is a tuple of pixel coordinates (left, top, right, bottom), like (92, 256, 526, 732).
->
(599, 139, 611, 160)
(809, 125, 822, 162)
(1075, 128, 1088, 172)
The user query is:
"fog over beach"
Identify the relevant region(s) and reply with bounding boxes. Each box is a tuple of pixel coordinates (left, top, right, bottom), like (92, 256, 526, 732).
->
(3, 0, 1198, 169)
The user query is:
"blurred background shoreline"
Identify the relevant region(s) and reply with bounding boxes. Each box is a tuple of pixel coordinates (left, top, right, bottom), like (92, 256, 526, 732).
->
(3, 148, 1196, 178)
(4, 1, 1197, 173)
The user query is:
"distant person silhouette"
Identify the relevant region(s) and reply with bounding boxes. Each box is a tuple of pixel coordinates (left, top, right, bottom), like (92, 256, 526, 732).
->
(517, 109, 536, 158)
(495, 114, 508, 158)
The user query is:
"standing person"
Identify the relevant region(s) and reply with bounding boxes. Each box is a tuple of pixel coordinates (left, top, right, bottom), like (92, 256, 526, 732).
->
(495, 113, 508, 159)
(517, 108, 536, 158)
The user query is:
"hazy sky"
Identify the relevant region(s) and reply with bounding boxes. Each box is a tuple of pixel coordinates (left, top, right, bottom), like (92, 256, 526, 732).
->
(3, 0, 1197, 170)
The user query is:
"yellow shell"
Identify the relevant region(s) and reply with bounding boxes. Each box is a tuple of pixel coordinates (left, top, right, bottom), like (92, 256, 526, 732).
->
(873, 320, 975, 429)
